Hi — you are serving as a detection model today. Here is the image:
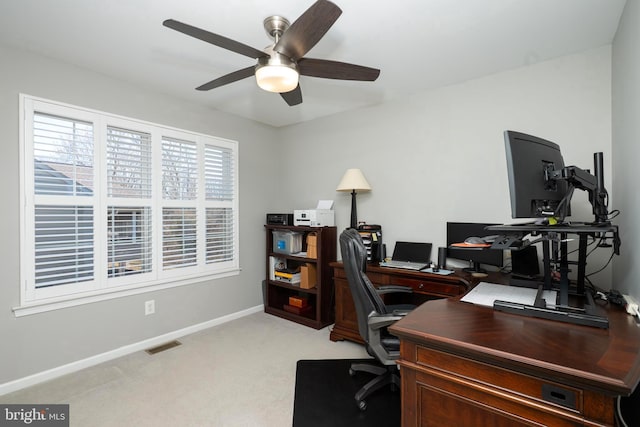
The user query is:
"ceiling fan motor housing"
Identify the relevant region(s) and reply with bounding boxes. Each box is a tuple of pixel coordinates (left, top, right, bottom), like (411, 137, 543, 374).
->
(263, 15, 290, 40)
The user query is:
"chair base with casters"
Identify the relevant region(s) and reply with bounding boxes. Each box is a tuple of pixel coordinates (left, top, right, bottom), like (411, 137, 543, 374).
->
(349, 313, 407, 411)
(348, 309, 409, 410)
(339, 228, 417, 411)
(349, 360, 400, 411)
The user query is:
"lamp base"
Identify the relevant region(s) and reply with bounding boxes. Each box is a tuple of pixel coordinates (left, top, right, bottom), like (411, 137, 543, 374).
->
(350, 190, 358, 229)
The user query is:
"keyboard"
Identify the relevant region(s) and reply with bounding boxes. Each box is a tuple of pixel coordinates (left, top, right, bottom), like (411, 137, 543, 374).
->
(379, 260, 429, 271)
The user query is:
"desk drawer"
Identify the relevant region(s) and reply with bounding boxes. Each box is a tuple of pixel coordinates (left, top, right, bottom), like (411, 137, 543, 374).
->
(390, 277, 466, 297)
(412, 368, 587, 426)
(332, 266, 389, 286)
(416, 346, 583, 414)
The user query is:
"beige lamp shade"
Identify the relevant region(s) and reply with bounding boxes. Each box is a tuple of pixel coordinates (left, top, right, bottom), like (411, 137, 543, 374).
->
(336, 169, 371, 228)
(336, 169, 371, 192)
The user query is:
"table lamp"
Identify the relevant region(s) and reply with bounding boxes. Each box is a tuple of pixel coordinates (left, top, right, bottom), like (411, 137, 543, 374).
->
(336, 168, 371, 229)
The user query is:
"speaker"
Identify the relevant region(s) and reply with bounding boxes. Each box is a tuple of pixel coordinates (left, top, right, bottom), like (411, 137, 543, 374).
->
(437, 247, 447, 269)
(511, 246, 540, 278)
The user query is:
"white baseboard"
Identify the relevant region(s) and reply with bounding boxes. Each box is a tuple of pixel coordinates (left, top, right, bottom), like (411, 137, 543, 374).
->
(0, 305, 263, 396)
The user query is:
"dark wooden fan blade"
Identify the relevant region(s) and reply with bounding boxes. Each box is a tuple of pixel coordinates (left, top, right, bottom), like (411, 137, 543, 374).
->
(298, 58, 380, 81)
(196, 66, 255, 91)
(273, 0, 342, 60)
(280, 85, 303, 106)
(163, 19, 267, 60)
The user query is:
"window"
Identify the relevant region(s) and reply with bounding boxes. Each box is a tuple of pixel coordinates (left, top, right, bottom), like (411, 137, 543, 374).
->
(204, 144, 235, 264)
(162, 137, 198, 270)
(106, 126, 153, 279)
(19, 95, 239, 312)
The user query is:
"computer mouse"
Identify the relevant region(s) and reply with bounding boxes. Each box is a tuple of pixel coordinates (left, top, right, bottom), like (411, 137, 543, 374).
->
(464, 236, 486, 244)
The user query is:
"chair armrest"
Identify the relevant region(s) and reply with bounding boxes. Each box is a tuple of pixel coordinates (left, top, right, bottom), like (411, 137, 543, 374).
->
(391, 309, 412, 316)
(376, 285, 413, 295)
(368, 313, 402, 330)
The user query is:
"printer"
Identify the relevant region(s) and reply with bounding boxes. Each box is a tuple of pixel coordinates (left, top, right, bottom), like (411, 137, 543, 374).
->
(294, 200, 335, 227)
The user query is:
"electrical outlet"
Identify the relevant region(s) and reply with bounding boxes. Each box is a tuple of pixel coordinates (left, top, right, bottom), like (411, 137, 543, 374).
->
(145, 300, 155, 315)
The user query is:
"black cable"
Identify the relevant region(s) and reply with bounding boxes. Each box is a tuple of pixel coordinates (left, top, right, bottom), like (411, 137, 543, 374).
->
(500, 258, 513, 274)
(554, 185, 574, 221)
(586, 250, 616, 278)
(585, 235, 607, 259)
(607, 209, 621, 220)
(617, 396, 628, 427)
(567, 234, 597, 256)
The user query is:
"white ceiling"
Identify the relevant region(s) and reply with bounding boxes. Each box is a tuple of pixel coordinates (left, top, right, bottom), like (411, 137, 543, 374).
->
(0, 0, 627, 128)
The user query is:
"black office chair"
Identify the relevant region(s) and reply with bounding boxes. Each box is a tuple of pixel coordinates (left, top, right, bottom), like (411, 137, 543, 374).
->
(339, 228, 415, 411)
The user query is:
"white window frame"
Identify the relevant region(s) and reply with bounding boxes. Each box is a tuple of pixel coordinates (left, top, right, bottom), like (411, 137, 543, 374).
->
(17, 94, 240, 316)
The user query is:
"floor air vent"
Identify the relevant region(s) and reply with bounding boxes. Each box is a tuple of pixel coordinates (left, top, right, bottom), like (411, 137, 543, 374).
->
(145, 340, 182, 355)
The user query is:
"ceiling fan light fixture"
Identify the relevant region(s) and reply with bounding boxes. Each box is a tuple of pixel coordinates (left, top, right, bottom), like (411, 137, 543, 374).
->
(255, 64, 299, 93)
(255, 48, 299, 93)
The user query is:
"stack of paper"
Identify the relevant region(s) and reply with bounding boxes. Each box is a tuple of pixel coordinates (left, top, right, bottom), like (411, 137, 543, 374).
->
(461, 282, 557, 308)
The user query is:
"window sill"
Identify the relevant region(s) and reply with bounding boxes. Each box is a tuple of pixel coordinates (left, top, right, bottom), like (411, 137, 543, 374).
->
(13, 268, 240, 317)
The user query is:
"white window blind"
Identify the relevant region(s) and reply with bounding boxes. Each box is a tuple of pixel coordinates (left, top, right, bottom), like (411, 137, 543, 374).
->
(162, 207, 197, 269)
(106, 126, 152, 198)
(162, 137, 198, 270)
(205, 145, 234, 201)
(204, 144, 235, 264)
(32, 112, 95, 290)
(34, 205, 94, 288)
(162, 137, 197, 200)
(107, 206, 153, 278)
(106, 126, 153, 278)
(34, 113, 94, 196)
(206, 208, 234, 263)
(20, 95, 239, 312)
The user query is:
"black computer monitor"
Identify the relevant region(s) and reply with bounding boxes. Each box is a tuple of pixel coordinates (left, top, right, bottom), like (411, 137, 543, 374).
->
(446, 222, 503, 273)
(504, 130, 571, 220)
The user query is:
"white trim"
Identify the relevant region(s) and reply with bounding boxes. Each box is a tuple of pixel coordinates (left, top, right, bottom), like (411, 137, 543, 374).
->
(0, 304, 263, 396)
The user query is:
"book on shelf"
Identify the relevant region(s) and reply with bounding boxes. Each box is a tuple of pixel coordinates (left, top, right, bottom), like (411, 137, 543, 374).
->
(274, 270, 300, 279)
(283, 304, 313, 315)
(270, 256, 302, 283)
(289, 296, 308, 308)
(269, 256, 287, 281)
(274, 273, 301, 284)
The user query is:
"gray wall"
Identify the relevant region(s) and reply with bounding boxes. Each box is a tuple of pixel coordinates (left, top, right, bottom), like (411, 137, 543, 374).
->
(0, 45, 282, 384)
(612, 0, 640, 300)
(278, 47, 613, 277)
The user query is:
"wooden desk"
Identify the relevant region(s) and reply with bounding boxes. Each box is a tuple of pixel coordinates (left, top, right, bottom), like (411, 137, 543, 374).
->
(329, 262, 475, 343)
(389, 297, 640, 426)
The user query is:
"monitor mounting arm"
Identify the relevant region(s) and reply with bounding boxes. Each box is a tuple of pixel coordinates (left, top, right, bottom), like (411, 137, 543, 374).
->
(547, 152, 609, 225)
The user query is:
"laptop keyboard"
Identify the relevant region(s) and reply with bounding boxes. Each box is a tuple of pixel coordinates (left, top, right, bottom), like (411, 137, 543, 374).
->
(379, 260, 428, 270)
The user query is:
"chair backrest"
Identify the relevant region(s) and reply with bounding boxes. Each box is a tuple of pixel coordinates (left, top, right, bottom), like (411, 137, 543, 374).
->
(339, 228, 389, 342)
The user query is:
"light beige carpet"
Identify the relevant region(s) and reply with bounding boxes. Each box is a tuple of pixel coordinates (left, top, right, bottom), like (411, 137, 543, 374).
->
(2, 312, 367, 426)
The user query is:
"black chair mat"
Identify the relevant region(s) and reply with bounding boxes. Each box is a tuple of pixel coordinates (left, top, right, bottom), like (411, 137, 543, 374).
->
(292, 359, 400, 427)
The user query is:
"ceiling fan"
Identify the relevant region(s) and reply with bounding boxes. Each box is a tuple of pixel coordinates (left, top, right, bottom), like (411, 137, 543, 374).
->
(163, 0, 380, 106)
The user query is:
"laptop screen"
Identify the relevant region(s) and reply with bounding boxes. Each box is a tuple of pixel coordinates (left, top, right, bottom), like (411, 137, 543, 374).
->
(392, 242, 433, 263)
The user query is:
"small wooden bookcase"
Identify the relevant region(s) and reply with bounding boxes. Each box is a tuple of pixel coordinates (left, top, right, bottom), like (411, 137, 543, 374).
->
(264, 225, 336, 329)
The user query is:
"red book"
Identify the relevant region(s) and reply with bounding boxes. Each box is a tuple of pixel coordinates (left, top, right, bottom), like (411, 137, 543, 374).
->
(283, 304, 313, 315)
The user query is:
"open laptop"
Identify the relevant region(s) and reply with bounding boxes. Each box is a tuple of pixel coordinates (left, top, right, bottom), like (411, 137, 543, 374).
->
(379, 241, 433, 271)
